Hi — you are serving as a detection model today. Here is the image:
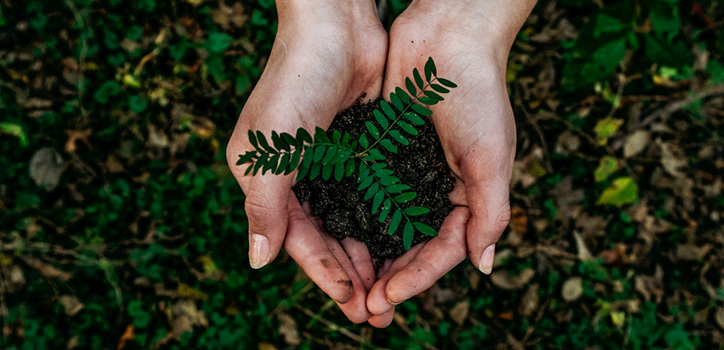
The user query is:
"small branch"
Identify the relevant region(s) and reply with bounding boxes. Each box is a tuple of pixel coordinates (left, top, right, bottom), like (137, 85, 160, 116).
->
(640, 85, 724, 127)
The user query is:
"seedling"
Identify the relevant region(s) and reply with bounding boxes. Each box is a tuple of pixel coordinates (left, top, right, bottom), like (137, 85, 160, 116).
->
(236, 57, 456, 250)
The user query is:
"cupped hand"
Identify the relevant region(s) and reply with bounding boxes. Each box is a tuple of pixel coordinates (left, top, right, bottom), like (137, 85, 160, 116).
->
(226, 0, 387, 323)
(365, 0, 536, 327)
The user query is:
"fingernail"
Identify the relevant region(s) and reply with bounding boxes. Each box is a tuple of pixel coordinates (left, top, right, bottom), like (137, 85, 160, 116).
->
(387, 298, 403, 306)
(250, 234, 271, 269)
(479, 244, 496, 275)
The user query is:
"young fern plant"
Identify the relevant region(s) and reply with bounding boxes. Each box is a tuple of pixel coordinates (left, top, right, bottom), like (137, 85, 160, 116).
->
(237, 57, 457, 250)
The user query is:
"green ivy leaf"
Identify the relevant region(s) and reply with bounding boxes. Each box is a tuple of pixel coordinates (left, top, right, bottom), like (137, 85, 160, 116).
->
(322, 147, 337, 165)
(437, 78, 457, 88)
(424, 57, 436, 81)
(368, 148, 386, 160)
(380, 139, 398, 153)
(345, 159, 355, 177)
(379, 199, 391, 222)
(386, 184, 410, 194)
(396, 87, 411, 104)
(296, 163, 310, 181)
(411, 104, 432, 117)
(394, 192, 417, 203)
(248, 130, 258, 149)
(302, 146, 314, 168)
(389, 130, 409, 145)
(313, 145, 326, 163)
(322, 163, 333, 180)
(296, 127, 312, 144)
(364, 183, 379, 201)
(358, 175, 374, 191)
(430, 83, 449, 94)
(309, 163, 322, 180)
(372, 191, 385, 213)
(380, 100, 396, 120)
(281, 132, 298, 147)
(413, 68, 424, 89)
(397, 121, 419, 135)
(287, 150, 301, 174)
(413, 222, 438, 236)
(359, 133, 369, 149)
(390, 93, 404, 111)
(405, 112, 425, 125)
(256, 131, 276, 153)
(405, 77, 417, 96)
(237, 152, 255, 165)
(277, 153, 290, 174)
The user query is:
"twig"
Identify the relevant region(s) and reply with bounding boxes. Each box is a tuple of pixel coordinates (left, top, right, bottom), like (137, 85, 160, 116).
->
(640, 85, 724, 127)
(294, 303, 369, 346)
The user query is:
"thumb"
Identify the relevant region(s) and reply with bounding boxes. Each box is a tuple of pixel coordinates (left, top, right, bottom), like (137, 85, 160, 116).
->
(227, 130, 291, 269)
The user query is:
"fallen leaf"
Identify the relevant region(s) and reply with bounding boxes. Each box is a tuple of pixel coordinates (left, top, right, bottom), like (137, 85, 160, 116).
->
(117, 324, 134, 350)
(449, 300, 469, 325)
(658, 140, 688, 178)
(30, 147, 64, 190)
(177, 283, 208, 300)
(561, 277, 583, 301)
(519, 284, 539, 316)
(58, 295, 83, 316)
(170, 300, 208, 339)
(594, 156, 619, 182)
(277, 313, 300, 345)
(510, 206, 528, 234)
(676, 243, 712, 261)
(610, 311, 626, 328)
(597, 177, 638, 206)
(594, 118, 623, 145)
(623, 130, 650, 158)
(573, 231, 594, 261)
(491, 269, 535, 290)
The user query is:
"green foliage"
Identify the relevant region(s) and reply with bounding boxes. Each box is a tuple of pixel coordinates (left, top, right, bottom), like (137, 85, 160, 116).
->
(238, 58, 456, 250)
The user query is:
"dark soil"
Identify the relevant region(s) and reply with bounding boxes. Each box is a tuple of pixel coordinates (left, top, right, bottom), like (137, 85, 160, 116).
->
(293, 99, 455, 260)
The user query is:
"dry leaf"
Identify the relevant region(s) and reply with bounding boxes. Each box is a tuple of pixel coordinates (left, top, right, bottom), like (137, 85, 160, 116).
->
(30, 147, 64, 190)
(657, 140, 688, 178)
(490, 269, 535, 290)
(676, 243, 712, 261)
(449, 300, 469, 326)
(58, 295, 83, 316)
(257, 343, 277, 350)
(623, 130, 650, 158)
(117, 324, 135, 350)
(277, 313, 300, 345)
(520, 284, 539, 316)
(573, 231, 594, 261)
(170, 300, 208, 339)
(561, 277, 583, 301)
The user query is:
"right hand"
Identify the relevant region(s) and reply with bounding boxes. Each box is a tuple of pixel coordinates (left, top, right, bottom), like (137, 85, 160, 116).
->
(225, 0, 387, 323)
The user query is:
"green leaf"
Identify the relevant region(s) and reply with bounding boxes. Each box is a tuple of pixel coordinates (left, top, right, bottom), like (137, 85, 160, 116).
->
(302, 146, 314, 168)
(379, 199, 391, 222)
(413, 222, 438, 236)
(404, 207, 430, 216)
(366, 122, 380, 140)
(237, 152, 255, 165)
(332, 129, 342, 144)
(277, 153, 290, 174)
(395, 87, 411, 104)
(345, 159, 355, 177)
(358, 175, 374, 191)
(418, 97, 439, 105)
(296, 162, 310, 180)
(413, 68, 424, 89)
(380, 175, 400, 186)
(386, 184, 410, 194)
(267, 154, 280, 174)
(310, 163, 322, 180)
(394, 192, 417, 203)
(390, 93, 404, 111)
(314, 126, 330, 143)
(372, 191, 385, 213)
(253, 153, 267, 175)
(389, 210, 402, 235)
(597, 176, 638, 206)
(365, 183, 379, 201)
(423, 90, 443, 101)
(207, 32, 232, 53)
(271, 131, 288, 151)
(296, 127, 312, 144)
(256, 131, 276, 153)
(0, 122, 28, 146)
(397, 121, 419, 135)
(380, 139, 398, 153)
(322, 163, 333, 180)
(287, 149, 301, 174)
(281, 132, 298, 147)
(374, 110, 389, 129)
(405, 112, 425, 125)
(248, 130, 258, 149)
(359, 133, 369, 149)
(411, 104, 432, 117)
(244, 164, 254, 176)
(594, 156, 619, 182)
(368, 148, 386, 160)
(403, 221, 414, 251)
(313, 145, 326, 163)
(594, 118, 624, 145)
(430, 83, 450, 94)
(389, 130, 409, 145)
(424, 57, 435, 81)
(371, 163, 387, 171)
(405, 77, 417, 96)
(322, 147, 337, 165)
(437, 78, 457, 88)
(380, 100, 396, 120)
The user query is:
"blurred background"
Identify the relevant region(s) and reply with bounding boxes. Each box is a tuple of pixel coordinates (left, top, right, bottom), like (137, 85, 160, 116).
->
(1, 0, 723, 349)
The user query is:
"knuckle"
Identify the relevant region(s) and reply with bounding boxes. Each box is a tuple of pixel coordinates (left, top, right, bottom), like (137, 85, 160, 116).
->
(245, 199, 276, 224)
(492, 203, 511, 233)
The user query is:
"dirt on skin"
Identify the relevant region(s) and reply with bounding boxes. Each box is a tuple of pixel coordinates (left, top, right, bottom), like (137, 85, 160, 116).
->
(293, 99, 454, 260)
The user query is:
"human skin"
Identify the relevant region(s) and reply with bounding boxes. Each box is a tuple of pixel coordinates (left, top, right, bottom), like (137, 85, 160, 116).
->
(365, 0, 538, 327)
(226, 0, 386, 323)
(226, 0, 537, 326)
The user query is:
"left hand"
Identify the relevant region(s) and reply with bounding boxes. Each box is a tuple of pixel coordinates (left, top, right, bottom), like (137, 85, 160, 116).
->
(364, 0, 536, 327)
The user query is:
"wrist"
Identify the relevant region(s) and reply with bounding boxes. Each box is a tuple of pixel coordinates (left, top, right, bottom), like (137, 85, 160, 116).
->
(410, 0, 536, 53)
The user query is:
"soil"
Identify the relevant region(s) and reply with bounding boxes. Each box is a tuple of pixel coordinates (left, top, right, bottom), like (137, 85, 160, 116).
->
(293, 99, 455, 260)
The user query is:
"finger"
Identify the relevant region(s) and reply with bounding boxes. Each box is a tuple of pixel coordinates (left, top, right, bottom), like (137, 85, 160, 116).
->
(243, 175, 291, 269)
(460, 153, 512, 275)
(322, 235, 371, 324)
(340, 238, 376, 291)
(366, 244, 425, 315)
(385, 207, 469, 304)
(285, 198, 354, 304)
(368, 308, 395, 328)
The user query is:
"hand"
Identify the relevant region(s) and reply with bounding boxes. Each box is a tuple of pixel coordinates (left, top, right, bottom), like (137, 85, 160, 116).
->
(226, 0, 387, 323)
(365, 0, 536, 327)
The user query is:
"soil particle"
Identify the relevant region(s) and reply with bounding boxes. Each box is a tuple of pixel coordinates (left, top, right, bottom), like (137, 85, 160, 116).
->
(294, 99, 454, 260)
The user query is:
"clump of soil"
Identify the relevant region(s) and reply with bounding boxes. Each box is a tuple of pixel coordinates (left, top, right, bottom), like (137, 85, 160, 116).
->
(293, 99, 454, 260)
